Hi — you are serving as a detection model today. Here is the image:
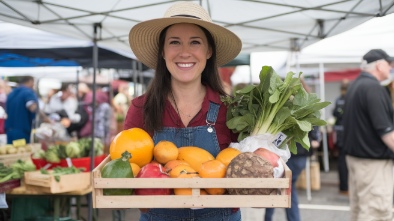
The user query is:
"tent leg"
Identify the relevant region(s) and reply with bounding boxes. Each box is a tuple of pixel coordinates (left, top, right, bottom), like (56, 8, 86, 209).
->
(319, 62, 330, 172)
(88, 22, 100, 221)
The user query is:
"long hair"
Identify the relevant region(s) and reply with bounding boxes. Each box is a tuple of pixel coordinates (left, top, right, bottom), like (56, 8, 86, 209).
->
(143, 24, 226, 133)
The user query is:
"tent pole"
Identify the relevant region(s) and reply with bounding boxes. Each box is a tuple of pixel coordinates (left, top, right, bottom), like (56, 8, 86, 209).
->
(319, 62, 329, 172)
(87, 22, 100, 221)
(76, 68, 80, 102)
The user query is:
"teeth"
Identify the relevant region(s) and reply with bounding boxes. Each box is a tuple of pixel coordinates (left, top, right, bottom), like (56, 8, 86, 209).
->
(178, 63, 193, 68)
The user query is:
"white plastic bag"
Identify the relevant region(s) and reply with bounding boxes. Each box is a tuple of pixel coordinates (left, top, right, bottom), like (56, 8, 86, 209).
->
(230, 133, 291, 178)
(35, 122, 70, 142)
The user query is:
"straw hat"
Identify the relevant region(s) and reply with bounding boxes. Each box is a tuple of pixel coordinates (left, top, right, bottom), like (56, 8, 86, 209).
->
(129, 1, 242, 69)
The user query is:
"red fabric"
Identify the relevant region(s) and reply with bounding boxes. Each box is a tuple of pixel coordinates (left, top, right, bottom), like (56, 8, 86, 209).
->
(124, 86, 238, 150)
(219, 67, 236, 85)
(324, 69, 360, 82)
(0, 119, 4, 134)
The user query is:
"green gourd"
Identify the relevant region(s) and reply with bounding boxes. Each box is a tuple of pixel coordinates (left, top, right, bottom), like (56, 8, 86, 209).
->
(101, 150, 134, 195)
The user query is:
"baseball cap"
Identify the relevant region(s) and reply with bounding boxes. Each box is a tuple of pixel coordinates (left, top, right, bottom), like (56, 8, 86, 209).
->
(363, 49, 394, 64)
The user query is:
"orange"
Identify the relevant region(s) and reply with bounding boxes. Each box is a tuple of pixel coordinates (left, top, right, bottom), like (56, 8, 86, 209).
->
(174, 171, 200, 195)
(200, 189, 208, 195)
(130, 163, 141, 177)
(164, 160, 190, 172)
(216, 147, 241, 167)
(153, 141, 179, 164)
(110, 128, 154, 167)
(169, 165, 196, 178)
(198, 159, 227, 195)
(174, 188, 206, 195)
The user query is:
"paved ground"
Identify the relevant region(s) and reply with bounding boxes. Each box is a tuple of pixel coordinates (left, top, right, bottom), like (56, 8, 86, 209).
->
(87, 161, 352, 221)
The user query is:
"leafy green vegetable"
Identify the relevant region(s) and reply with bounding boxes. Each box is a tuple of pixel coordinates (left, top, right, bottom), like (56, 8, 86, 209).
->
(65, 141, 81, 158)
(0, 160, 37, 183)
(45, 146, 61, 163)
(77, 137, 104, 157)
(40, 166, 84, 182)
(222, 66, 330, 154)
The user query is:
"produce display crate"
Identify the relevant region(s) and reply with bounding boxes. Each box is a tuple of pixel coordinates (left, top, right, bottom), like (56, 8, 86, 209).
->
(0, 152, 32, 166)
(0, 178, 21, 192)
(32, 154, 106, 171)
(24, 170, 90, 193)
(92, 156, 292, 208)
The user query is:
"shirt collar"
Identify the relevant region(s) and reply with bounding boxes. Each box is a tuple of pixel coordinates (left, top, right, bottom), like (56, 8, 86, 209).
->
(360, 71, 378, 81)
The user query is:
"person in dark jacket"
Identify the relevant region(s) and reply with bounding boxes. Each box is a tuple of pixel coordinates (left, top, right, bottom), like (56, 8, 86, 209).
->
(343, 49, 394, 221)
(332, 79, 349, 195)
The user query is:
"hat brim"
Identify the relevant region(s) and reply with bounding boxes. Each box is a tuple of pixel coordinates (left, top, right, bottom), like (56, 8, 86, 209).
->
(386, 57, 394, 65)
(129, 17, 242, 70)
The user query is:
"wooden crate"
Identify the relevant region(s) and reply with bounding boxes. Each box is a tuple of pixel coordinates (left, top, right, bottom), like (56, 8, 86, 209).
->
(24, 170, 90, 194)
(0, 152, 32, 166)
(92, 156, 292, 208)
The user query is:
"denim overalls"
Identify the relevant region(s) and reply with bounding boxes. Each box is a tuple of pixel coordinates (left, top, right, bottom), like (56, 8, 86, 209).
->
(139, 102, 241, 221)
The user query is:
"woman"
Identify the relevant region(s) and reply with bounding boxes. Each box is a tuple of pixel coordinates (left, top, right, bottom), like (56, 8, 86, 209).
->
(124, 1, 242, 221)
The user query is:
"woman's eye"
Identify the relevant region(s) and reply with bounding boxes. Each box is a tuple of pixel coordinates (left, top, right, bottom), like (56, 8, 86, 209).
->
(169, 40, 180, 45)
(191, 40, 201, 45)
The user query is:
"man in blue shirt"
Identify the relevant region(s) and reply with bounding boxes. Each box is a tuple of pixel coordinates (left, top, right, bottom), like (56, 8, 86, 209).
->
(5, 76, 38, 144)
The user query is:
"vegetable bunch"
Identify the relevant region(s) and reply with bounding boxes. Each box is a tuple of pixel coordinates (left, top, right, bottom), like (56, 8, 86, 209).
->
(40, 137, 104, 163)
(0, 160, 36, 183)
(40, 166, 84, 182)
(222, 66, 330, 154)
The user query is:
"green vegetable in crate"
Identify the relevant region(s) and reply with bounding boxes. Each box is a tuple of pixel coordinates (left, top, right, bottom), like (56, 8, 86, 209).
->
(101, 150, 134, 195)
(11, 159, 36, 176)
(45, 146, 61, 163)
(32, 149, 46, 159)
(0, 160, 36, 183)
(40, 166, 84, 182)
(77, 137, 104, 157)
(65, 141, 81, 158)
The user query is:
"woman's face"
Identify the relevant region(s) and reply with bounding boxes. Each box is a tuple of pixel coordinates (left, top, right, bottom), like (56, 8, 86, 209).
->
(163, 23, 212, 85)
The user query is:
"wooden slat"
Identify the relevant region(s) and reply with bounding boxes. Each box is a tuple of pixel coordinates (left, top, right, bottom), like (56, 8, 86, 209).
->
(94, 195, 290, 208)
(94, 177, 290, 188)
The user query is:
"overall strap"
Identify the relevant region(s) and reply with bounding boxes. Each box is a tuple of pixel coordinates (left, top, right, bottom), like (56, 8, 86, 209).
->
(206, 102, 220, 124)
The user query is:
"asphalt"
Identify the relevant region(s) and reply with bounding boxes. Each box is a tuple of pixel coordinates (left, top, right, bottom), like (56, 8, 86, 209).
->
(91, 160, 352, 221)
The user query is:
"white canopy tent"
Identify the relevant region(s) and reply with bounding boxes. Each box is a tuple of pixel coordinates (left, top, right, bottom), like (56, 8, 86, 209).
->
(0, 0, 393, 55)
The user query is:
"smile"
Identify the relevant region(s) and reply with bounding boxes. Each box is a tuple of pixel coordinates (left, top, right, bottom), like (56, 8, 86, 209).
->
(177, 63, 194, 68)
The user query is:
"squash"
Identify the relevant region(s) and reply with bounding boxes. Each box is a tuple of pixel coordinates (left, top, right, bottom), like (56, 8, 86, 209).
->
(101, 150, 134, 195)
(110, 128, 154, 167)
(177, 146, 214, 171)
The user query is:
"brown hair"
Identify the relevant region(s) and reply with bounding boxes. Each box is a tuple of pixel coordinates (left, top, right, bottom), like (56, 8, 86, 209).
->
(143, 24, 226, 133)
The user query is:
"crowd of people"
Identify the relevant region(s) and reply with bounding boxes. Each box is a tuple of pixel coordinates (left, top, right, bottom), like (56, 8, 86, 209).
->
(1, 77, 131, 150)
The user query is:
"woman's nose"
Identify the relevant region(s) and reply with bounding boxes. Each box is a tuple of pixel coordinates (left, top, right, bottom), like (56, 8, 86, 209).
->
(179, 44, 191, 57)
